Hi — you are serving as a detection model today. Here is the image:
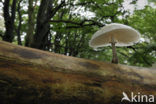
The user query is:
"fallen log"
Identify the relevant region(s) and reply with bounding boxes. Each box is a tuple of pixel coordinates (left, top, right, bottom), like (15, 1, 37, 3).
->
(0, 40, 156, 104)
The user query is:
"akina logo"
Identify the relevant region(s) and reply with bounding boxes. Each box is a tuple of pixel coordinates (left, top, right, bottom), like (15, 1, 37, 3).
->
(121, 92, 155, 103)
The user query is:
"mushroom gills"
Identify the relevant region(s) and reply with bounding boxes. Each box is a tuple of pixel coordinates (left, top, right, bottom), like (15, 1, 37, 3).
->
(89, 23, 141, 64)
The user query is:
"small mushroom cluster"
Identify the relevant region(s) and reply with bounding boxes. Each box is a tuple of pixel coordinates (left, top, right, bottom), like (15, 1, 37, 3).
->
(89, 23, 141, 64)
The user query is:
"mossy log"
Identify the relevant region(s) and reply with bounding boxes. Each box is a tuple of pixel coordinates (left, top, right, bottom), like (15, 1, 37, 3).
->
(0, 41, 156, 104)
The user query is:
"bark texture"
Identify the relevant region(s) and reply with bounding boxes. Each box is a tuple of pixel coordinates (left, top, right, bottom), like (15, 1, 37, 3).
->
(30, 0, 65, 50)
(3, 0, 16, 42)
(30, 0, 53, 49)
(0, 41, 156, 104)
(16, 0, 22, 45)
(25, 0, 35, 47)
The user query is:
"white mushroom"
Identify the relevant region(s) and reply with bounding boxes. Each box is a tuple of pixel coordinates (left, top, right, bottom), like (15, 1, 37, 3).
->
(89, 23, 141, 64)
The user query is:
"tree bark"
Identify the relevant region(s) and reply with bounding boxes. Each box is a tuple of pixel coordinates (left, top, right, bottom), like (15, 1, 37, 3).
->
(0, 41, 156, 104)
(25, 0, 35, 47)
(3, 0, 16, 42)
(16, 0, 22, 45)
(30, 0, 53, 50)
(30, 0, 65, 50)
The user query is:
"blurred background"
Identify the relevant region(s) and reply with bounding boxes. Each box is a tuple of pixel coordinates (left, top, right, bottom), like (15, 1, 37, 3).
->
(0, 0, 155, 67)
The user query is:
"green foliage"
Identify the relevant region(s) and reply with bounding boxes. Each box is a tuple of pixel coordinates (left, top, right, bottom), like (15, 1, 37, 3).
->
(127, 6, 156, 67)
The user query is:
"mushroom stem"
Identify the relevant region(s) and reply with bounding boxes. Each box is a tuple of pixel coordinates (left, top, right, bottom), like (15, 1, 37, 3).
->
(111, 37, 118, 64)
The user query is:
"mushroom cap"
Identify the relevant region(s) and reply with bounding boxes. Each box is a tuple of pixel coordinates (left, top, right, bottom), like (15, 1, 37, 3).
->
(89, 23, 141, 48)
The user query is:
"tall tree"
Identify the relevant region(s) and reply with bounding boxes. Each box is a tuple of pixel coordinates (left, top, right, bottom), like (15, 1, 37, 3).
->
(25, 0, 36, 47)
(3, 0, 17, 42)
(16, 0, 22, 45)
(30, 0, 65, 50)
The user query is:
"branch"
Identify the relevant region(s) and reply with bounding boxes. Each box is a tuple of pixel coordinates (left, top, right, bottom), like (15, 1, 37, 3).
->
(127, 46, 137, 52)
(50, 0, 66, 19)
(50, 19, 104, 28)
(65, 1, 115, 7)
(118, 51, 129, 58)
(11, 0, 16, 22)
(127, 46, 151, 66)
(50, 20, 80, 25)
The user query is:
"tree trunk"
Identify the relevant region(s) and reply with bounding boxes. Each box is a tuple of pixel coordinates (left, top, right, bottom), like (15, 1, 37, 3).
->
(30, 0, 65, 50)
(25, 0, 35, 47)
(3, 0, 16, 42)
(0, 40, 156, 104)
(16, 0, 22, 45)
(30, 0, 53, 50)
